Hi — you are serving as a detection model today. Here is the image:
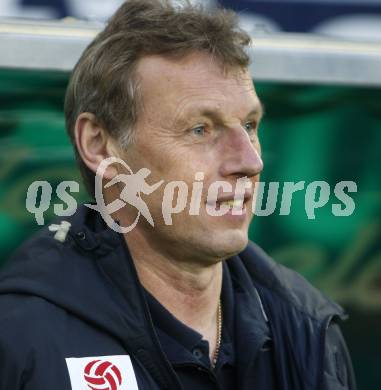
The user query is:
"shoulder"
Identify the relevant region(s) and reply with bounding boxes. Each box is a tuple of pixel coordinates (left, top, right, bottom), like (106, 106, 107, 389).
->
(234, 242, 355, 388)
(0, 293, 66, 377)
(0, 294, 64, 346)
(236, 241, 345, 322)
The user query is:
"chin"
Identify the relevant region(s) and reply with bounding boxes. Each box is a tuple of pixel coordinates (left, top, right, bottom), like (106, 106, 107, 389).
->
(208, 229, 249, 260)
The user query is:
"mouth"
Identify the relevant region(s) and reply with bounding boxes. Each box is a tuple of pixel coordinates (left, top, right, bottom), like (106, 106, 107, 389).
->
(216, 188, 252, 206)
(218, 199, 246, 210)
(206, 190, 252, 216)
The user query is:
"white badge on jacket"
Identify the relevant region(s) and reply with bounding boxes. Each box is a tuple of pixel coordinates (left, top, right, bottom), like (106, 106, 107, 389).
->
(65, 355, 139, 390)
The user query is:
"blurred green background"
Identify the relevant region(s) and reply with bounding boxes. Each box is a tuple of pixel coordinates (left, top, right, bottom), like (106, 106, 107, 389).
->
(0, 69, 380, 388)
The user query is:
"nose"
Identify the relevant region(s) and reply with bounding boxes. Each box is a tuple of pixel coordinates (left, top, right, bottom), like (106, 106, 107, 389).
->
(219, 127, 263, 179)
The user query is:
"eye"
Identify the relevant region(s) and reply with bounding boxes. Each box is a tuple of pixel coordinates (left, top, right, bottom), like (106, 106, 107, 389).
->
(243, 121, 257, 133)
(191, 125, 206, 136)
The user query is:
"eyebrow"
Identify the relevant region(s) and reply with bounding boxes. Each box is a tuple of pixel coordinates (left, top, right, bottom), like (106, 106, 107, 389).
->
(246, 100, 265, 120)
(185, 99, 265, 124)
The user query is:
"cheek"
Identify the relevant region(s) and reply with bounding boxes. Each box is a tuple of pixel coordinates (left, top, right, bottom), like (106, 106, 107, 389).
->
(131, 134, 222, 192)
(126, 142, 167, 177)
(140, 136, 183, 173)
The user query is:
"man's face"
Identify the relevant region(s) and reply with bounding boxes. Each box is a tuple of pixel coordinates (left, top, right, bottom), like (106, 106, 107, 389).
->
(120, 51, 263, 264)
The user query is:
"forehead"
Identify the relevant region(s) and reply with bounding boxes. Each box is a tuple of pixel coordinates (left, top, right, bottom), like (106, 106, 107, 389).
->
(135, 52, 259, 119)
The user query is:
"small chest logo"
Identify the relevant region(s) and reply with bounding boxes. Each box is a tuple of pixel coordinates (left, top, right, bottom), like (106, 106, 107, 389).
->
(83, 359, 122, 390)
(66, 355, 139, 390)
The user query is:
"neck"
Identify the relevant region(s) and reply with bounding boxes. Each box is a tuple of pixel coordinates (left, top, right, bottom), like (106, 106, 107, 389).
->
(125, 229, 222, 360)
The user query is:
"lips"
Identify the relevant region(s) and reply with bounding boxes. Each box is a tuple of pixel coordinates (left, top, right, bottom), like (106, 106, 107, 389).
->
(205, 189, 252, 213)
(219, 199, 244, 208)
(208, 189, 252, 204)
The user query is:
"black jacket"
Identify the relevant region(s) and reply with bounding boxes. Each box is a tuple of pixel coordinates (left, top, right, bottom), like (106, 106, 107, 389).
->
(0, 205, 356, 389)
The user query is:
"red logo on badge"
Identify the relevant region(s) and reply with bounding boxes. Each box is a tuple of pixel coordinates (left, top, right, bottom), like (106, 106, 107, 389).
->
(83, 359, 122, 390)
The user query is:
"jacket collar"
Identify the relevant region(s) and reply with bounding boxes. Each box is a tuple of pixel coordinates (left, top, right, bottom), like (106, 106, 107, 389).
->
(68, 205, 183, 389)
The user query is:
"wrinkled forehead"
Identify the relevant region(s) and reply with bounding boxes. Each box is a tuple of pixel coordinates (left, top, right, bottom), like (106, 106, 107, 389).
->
(135, 52, 257, 116)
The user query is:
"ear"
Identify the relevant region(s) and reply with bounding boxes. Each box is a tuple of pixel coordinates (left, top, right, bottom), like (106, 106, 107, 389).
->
(74, 113, 120, 180)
